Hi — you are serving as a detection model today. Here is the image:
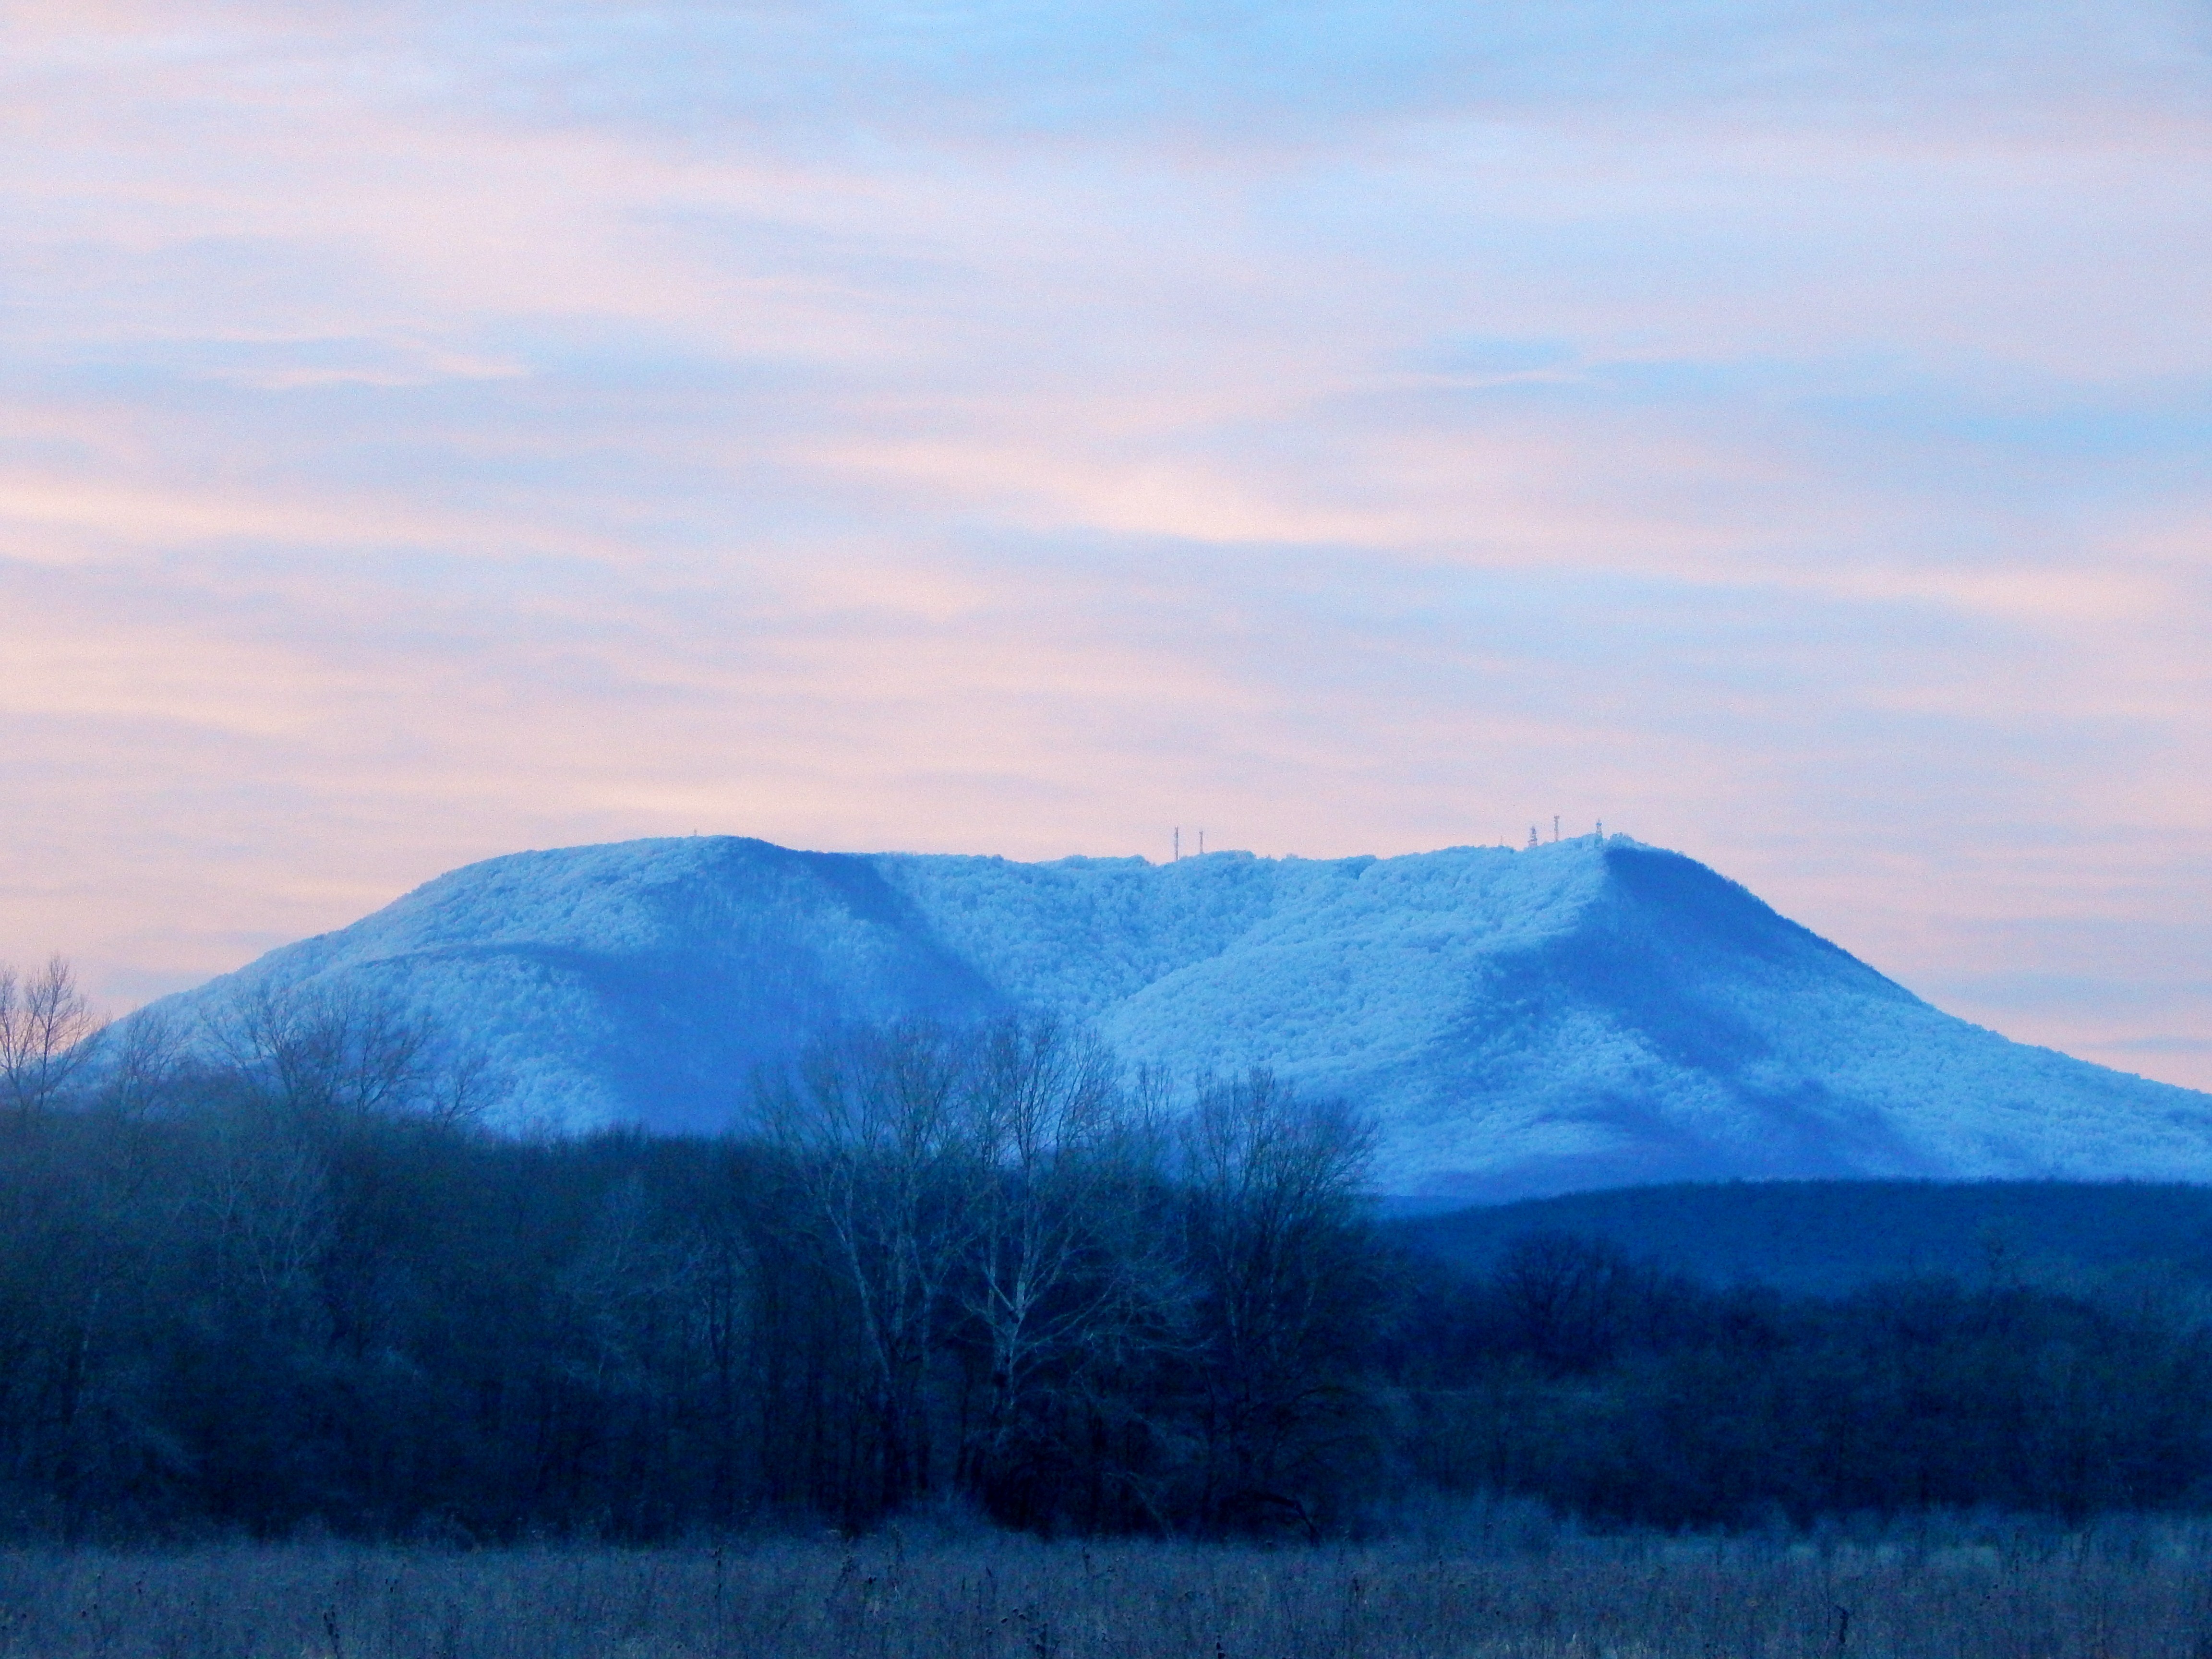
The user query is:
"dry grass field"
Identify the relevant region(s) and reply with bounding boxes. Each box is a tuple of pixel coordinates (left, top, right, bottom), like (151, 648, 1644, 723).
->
(5, 1514, 2212, 1659)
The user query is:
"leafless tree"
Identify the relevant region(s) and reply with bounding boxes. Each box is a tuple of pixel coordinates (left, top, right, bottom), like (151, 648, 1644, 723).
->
(761, 1018, 984, 1514)
(0, 956, 104, 1116)
(197, 1104, 336, 1309)
(90, 1007, 185, 1119)
(1178, 1069, 1379, 1534)
(1491, 1231, 1654, 1375)
(956, 1016, 1176, 1497)
(201, 978, 461, 1123)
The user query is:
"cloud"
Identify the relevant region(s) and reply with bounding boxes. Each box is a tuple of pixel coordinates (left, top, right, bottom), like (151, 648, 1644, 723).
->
(0, 0, 2207, 1089)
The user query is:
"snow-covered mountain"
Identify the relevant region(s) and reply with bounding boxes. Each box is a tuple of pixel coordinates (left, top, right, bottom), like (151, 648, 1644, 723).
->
(132, 834, 2212, 1198)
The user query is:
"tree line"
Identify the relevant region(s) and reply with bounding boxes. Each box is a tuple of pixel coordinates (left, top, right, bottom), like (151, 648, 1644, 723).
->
(0, 962, 1383, 1538)
(1386, 1229, 2212, 1525)
(3, 956, 2210, 1540)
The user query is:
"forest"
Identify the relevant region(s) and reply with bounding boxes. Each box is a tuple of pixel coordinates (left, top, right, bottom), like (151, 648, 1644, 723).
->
(4, 956, 2212, 1542)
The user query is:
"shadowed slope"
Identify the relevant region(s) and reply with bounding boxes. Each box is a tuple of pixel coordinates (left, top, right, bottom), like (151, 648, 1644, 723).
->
(1390, 1178, 2212, 1295)
(150, 838, 1009, 1132)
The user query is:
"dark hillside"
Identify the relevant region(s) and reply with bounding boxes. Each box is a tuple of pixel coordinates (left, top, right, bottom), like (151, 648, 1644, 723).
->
(1387, 1179, 2212, 1294)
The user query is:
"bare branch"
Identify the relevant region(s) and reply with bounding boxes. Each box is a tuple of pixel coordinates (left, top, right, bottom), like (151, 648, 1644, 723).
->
(0, 955, 105, 1116)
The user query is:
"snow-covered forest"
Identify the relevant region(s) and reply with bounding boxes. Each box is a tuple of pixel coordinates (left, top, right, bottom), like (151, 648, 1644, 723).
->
(116, 835, 2212, 1197)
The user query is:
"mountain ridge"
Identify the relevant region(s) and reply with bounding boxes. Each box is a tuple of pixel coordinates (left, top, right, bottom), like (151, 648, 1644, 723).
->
(128, 833, 2212, 1198)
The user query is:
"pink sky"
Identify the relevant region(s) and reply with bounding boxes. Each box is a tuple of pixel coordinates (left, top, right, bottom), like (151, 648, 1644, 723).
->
(3, 0, 2208, 1087)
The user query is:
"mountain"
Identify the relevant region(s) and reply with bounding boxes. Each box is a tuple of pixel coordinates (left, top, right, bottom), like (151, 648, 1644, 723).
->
(127, 834, 2212, 1198)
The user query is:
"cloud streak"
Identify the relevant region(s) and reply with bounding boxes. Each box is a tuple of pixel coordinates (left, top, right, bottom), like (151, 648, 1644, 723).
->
(2, 0, 2209, 1084)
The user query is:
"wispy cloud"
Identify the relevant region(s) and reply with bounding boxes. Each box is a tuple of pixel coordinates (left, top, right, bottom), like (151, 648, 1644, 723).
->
(1, 0, 2208, 1083)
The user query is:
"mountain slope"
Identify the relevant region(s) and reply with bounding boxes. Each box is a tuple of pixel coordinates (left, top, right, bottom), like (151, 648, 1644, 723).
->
(130, 834, 2212, 1198)
(1388, 1179, 2212, 1295)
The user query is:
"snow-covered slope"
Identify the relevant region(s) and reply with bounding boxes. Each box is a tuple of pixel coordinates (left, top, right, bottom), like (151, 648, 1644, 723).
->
(131, 835, 2212, 1198)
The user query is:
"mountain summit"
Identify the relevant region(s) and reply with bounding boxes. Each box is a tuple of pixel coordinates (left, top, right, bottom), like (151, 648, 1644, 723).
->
(136, 835, 2212, 1198)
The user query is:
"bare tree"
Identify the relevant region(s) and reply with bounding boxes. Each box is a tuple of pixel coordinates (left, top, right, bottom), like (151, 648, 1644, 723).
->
(197, 1105, 336, 1308)
(956, 1016, 1164, 1496)
(0, 956, 104, 1116)
(1178, 1069, 1379, 1535)
(1491, 1231, 1653, 1376)
(761, 1018, 983, 1515)
(90, 1007, 185, 1119)
(202, 979, 440, 1122)
(419, 1043, 507, 1129)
